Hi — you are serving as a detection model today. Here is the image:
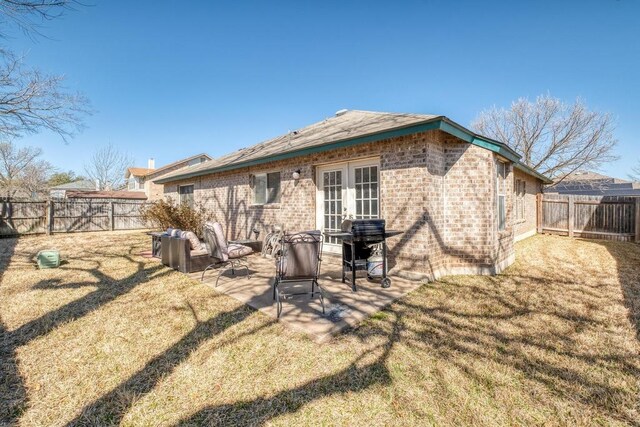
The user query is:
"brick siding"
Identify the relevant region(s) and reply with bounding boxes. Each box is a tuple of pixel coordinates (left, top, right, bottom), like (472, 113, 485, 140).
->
(163, 130, 542, 279)
(514, 169, 542, 241)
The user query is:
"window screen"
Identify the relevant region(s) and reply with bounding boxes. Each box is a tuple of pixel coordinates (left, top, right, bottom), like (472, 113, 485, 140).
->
(179, 185, 194, 208)
(254, 172, 281, 204)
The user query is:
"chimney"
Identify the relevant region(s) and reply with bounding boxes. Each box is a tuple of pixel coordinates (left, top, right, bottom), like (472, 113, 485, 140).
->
(95, 179, 100, 191)
(148, 158, 155, 169)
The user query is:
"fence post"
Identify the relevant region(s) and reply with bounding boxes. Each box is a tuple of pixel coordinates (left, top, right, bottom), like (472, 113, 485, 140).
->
(109, 201, 115, 231)
(46, 200, 54, 235)
(567, 196, 574, 238)
(536, 193, 543, 233)
(635, 197, 640, 243)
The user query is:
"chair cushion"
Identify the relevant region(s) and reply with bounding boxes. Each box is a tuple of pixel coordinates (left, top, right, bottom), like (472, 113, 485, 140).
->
(211, 222, 229, 261)
(227, 243, 253, 259)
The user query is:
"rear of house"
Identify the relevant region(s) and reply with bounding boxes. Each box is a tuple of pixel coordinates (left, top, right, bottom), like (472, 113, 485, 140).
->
(155, 110, 549, 280)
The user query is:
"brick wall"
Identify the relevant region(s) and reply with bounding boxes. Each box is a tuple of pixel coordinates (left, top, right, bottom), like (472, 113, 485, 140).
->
(163, 130, 541, 279)
(514, 168, 542, 241)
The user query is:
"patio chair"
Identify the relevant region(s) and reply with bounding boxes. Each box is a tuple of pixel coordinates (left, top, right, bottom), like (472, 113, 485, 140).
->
(201, 222, 253, 286)
(273, 230, 324, 318)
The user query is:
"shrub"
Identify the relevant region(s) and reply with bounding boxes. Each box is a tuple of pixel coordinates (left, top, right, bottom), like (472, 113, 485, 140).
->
(141, 198, 212, 237)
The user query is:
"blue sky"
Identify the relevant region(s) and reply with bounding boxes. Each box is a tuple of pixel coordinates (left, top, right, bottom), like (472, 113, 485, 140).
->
(6, 0, 640, 178)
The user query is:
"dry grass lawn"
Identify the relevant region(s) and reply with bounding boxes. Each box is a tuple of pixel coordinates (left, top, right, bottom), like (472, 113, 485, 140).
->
(1, 231, 639, 426)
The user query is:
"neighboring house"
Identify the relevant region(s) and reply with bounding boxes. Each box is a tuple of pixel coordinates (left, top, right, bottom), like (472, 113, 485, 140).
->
(49, 179, 97, 199)
(546, 171, 640, 196)
(126, 154, 212, 200)
(155, 110, 551, 280)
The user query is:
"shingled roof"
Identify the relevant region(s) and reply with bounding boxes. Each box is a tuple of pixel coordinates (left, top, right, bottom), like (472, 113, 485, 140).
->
(155, 110, 551, 184)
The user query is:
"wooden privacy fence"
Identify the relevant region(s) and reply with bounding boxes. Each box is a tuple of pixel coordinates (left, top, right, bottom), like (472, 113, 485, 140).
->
(0, 199, 149, 236)
(537, 194, 640, 242)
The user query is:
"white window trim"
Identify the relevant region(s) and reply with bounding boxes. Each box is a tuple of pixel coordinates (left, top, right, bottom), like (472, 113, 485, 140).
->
(178, 184, 195, 207)
(252, 171, 281, 206)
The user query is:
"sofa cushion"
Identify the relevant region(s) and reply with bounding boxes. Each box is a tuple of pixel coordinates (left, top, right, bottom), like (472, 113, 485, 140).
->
(190, 245, 210, 257)
(183, 231, 203, 251)
(227, 243, 253, 259)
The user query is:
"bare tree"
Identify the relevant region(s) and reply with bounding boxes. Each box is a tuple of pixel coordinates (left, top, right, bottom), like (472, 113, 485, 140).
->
(0, 140, 52, 198)
(21, 158, 51, 197)
(84, 144, 133, 190)
(471, 94, 618, 181)
(0, 1, 90, 142)
(0, 0, 79, 38)
(0, 49, 90, 142)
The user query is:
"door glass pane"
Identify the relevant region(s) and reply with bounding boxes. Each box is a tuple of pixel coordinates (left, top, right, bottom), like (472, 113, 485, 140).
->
(321, 170, 343, 244)
(354, 166, 379, 220)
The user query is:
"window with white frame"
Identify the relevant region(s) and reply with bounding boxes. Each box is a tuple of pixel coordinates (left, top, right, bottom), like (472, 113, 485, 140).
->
(497, 161, 508, 231)
(514, 178, 526, 221)
(179, 184, 194, 208)
(253, 172, 281, 205)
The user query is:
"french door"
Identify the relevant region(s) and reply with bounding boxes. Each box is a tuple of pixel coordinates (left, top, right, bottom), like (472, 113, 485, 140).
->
(316, 159, 380, 253)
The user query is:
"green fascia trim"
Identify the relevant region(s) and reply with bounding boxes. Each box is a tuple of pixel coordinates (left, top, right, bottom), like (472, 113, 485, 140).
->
(514, 162, 553, 184)
(438, 120, 521, 162)
(156, 117, 545, 184)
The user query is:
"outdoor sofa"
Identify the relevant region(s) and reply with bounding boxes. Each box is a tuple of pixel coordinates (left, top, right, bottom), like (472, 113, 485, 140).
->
(160, 229, 211, 273)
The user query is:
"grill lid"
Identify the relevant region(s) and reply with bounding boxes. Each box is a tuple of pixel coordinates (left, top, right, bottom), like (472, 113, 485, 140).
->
(340, 219, 386, 235)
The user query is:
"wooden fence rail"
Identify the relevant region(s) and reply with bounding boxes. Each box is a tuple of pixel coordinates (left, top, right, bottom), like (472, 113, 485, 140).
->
(0, 199, 148, 236)
(537, 194, 640, 242)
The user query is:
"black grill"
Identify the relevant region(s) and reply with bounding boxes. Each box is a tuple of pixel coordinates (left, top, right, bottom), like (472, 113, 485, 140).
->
(339, 219, 391, 290)
(340, 219, 386, 242)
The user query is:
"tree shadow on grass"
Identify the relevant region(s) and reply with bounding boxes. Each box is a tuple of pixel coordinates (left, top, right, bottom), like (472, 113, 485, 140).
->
(396, 248, 640, 425)
(65, 303, 273, 426)
(0, 240, 172, 425)
(174, 312, 401, 427)
(11, 254, 172, 348)
(594, 239, 640, 340)
(0, 237, 25, 425)
(166, 237, 640, 426)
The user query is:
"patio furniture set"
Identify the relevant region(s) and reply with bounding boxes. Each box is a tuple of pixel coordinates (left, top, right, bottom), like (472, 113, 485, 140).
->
(152, 219, 399, 318)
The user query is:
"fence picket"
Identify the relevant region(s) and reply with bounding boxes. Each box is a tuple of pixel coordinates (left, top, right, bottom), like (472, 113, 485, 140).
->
(0, 199, 148, 236)
(538, 194, 638, 242)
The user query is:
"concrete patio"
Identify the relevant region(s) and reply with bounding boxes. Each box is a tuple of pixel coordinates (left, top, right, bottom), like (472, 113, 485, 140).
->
(189, 254, 424, 342)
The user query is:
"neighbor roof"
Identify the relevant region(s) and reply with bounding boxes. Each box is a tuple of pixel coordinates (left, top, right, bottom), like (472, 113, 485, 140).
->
(50, 179, 95, 191)
(559, 170, 630, 184)
(155, 110, 552, 184)
(144, 153, 212, 178)
(127, 167, 153, 177)
(546, 170, 640, 196)
(66, 190, 147, 200)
